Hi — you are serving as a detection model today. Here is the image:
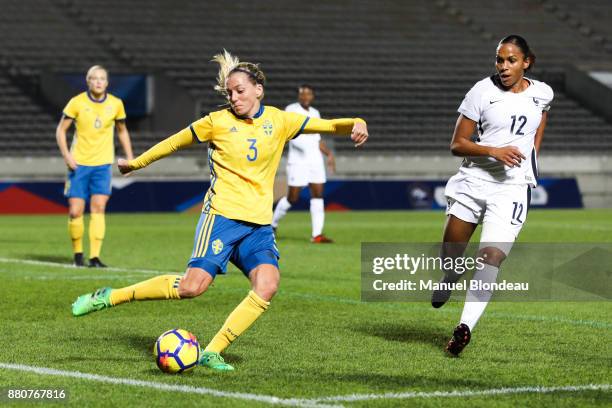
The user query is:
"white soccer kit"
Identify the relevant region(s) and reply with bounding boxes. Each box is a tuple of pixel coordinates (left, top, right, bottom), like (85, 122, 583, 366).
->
(445, 76, 554, 247)
(285, 102, 326, 186)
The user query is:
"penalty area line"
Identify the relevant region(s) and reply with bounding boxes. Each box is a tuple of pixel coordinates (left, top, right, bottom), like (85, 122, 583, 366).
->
(0, 362, 339, 408)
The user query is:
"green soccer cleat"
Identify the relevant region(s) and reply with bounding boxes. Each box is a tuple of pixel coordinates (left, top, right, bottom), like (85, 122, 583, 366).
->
(71, 287, 112, 316)
(198, 351, 235, 371)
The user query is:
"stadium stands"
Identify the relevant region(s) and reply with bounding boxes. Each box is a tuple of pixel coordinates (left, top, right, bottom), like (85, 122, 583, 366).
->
(0, 0, 610, 156)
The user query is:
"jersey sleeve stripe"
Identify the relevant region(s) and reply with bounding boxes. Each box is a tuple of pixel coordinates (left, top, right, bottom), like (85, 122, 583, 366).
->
(530, 148, 538, 180)
(62, 112, 75, 119)
(292, 117, 310, 139)
(189, 125, 204, 143)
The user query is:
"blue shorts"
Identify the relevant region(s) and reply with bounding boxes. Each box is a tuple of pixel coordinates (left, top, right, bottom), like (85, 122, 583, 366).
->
(64, 164, 112, 199)
(187, 213, 280, 278)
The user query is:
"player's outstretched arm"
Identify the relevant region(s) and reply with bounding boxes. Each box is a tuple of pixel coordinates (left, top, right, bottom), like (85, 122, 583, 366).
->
(302, 117, 368, 147)
(118, 128, 196, 175)
(450, 114, 525, 167)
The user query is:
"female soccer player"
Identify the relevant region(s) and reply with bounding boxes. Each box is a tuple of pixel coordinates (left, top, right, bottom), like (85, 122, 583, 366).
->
(56, 65, 134, 268)
(431, 35, 553, 356)
(71, 51, 368, 371)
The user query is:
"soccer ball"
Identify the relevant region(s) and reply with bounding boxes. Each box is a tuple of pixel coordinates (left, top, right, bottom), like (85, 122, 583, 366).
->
(154, 329, 200, 373)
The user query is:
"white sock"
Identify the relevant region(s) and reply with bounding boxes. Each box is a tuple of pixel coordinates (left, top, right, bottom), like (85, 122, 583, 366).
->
(459, 263, 499, 331)
(271, 197, 292, 228)
(310, 198, 325, 237)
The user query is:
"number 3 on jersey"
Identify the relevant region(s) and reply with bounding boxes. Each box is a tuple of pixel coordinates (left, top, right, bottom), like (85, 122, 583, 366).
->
(246, 138, 258, 161)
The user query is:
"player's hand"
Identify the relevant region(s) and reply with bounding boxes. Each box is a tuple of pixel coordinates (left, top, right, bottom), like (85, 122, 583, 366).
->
(64, 154, 78, 171)
(351, 121, 368, 147)
(117, 158, 133, 176)
(327, 154, 336, 174)
(491, 146, 526, 167)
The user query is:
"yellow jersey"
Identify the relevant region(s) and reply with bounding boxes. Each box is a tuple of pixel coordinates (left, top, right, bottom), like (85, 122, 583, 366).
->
(63, 91, 126, 166)
(129, 105, 364, 224)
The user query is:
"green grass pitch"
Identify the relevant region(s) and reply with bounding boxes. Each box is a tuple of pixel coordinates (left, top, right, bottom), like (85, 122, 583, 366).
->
(0, 210, 610, 407)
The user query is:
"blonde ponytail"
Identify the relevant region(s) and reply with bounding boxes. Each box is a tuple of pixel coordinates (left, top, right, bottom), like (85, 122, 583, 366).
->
(211, 50, 266, 99)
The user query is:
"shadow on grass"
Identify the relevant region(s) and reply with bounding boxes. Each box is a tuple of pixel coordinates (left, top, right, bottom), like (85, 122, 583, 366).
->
(123, 334, 155, 356)
(121, 334, 244, 364)
(25, 254, 73, 264)
(353, 321, 449, 347)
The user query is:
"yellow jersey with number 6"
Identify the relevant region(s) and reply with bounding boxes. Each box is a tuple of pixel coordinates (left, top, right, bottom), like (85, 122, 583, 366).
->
(63, 92, 126, 166)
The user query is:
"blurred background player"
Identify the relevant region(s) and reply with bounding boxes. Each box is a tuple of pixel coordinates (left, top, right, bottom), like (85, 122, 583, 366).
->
(272, 85, 335, 243)
(70, 50, 368, 371)
(56, 65, 134, 267)
(431, 35, 553, 356)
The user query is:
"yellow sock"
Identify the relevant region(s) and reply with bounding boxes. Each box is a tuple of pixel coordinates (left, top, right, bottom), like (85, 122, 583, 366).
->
(109, 275, 182, 306)
(204, 290, 270, 353)
(89, 213, 105, 258)
(68, 216, 84, 253)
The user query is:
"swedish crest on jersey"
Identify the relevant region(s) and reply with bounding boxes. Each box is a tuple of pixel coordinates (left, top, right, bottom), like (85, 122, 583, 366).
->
(263, 119, 273, 136)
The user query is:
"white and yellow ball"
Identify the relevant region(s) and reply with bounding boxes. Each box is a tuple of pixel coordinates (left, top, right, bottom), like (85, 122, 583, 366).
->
(154, 329, 200, 373)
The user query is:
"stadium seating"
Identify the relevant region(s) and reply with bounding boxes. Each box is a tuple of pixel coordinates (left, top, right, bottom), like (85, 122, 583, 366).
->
(0, 0, 610, 156)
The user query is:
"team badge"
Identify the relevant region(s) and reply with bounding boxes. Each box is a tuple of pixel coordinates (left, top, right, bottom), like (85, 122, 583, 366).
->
(211, 239, 224, 255)
(94, 117, 102, 129)
(263, 119, 273, 136)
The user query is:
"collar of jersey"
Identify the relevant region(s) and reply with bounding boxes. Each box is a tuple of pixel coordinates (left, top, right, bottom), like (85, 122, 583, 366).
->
(230, 104, 265, 120)
(87, 91, 108, 103)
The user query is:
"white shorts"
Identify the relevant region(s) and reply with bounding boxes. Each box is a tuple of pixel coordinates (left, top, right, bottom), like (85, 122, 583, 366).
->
(444, 173, 531, 254)
(286, 157, 326, 187)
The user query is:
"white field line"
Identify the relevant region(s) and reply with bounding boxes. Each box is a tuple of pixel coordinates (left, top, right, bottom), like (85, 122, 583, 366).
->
(0, 257, 168, 275)
(1, 362, 608, 406)
(306, 384, 611, 404)
(1, 257, 610, 329)
(0, 362, 339, 408)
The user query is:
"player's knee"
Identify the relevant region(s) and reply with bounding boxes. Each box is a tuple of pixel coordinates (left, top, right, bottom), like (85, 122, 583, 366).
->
(478, 246, 506, 267)
(252, 273, 279, 301)
(255, 281, 278, 301)
(178, 274, 211, 298)
(90, 204, 106, 213)
(69, 208, 84, 219)
(287, 196, 300, 206)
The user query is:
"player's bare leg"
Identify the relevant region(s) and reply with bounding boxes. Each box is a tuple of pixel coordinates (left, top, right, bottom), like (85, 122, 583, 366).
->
(68, 198, 86, 266)
(201, 264, 278, 371)
(309, 183, 332, 243)
(88, 194, 109, 267)
(447, 244, 507, 357)
(431, 215, 477, 308)
(71, 266, 214, 317)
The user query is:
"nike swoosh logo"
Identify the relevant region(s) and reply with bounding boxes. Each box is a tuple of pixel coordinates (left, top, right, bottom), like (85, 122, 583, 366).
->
(490, 100, 502, 104)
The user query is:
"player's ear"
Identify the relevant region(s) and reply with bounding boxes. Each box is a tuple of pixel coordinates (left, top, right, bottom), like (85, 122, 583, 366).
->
(255, 83, 264, 100)
(522, 56, 530, 71)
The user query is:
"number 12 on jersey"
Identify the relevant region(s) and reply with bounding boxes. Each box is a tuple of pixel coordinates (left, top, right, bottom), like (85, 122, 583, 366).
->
(510, 115, 527, 135)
